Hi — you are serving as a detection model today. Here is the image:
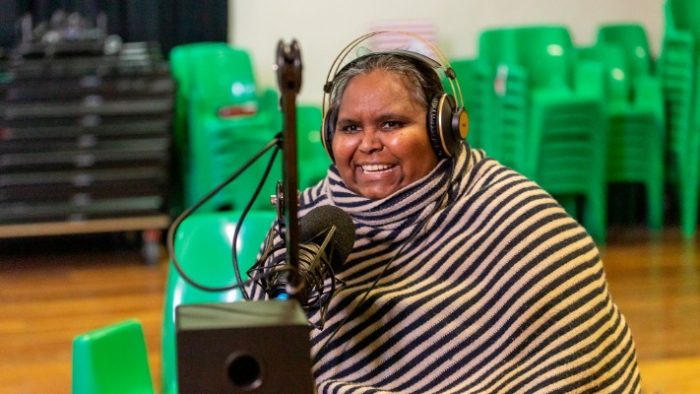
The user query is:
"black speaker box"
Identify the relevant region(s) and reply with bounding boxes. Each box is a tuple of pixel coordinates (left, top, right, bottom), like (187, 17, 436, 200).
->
(176, 300, 315, 393)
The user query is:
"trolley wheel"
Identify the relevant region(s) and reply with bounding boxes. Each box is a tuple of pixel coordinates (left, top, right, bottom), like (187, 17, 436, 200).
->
(141, 229, 162, 265)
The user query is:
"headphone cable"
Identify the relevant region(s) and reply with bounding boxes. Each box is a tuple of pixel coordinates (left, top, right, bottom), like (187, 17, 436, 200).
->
(167, 135, 281, 293)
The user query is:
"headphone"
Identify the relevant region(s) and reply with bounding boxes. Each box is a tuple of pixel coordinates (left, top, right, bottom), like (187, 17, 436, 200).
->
(321, 31, 469, 161)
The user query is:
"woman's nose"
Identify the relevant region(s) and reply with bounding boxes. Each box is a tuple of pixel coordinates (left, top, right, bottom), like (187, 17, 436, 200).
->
(358, 129, 382, 153)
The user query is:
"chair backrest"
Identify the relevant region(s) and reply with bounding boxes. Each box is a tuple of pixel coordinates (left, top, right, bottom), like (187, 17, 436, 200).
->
(597, 24, 654, 78)
(668, 0, 700, 40)
(513, 25, 576, 91)
(478, 28, 518, 68)
(161, 209, 276, 394)
(72, 319, 154, 394)
(170, 42, 233, 98)
(189, 45, 259, 115)
(578, 44, 630, 112)
(170, 42, 233, 143)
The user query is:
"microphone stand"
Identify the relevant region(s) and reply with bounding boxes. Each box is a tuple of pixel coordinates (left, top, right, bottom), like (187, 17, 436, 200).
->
(176, 40, 315, 393)
(275, 39, 304, 303)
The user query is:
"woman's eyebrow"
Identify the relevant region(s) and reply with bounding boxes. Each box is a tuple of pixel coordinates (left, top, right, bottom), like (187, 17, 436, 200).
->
(336, 117, 358, 125)
(375, 113, 413, 122)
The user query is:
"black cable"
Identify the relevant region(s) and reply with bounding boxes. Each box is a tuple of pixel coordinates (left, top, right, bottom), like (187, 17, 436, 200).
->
(232, 142, 280, 300)
(166, 136, 281, 293)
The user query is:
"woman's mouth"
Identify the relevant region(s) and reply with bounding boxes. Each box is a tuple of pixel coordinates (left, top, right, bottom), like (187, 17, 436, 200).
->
(361, 164, 395, 173)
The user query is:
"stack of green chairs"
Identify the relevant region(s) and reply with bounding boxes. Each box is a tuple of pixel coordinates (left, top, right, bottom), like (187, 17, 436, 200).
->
(183, 45, 281, 212)
(72, 319, 154, 394)
(582, 24, 665, 230)
(170, 44, 326, 215)
(659, 0, 700, 237)
(470, 25, 608, 243)
(162, 209, 276, 394)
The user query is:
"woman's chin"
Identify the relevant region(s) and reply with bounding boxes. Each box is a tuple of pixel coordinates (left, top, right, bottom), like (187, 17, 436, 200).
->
(354, 182, 401, 200)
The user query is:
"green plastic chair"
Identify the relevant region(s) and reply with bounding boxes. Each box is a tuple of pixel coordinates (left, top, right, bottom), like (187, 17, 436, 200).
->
(161, 209, 276, 394)
(297, 105, 332, 188)
(659, 0, 700, 236)
(72, 319, 154, 394)
(586, 24, 666, 230)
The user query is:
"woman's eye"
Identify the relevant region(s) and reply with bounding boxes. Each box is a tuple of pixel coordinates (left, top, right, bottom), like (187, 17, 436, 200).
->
(381, 120, 403, 130)
(340, 124, 360, 133)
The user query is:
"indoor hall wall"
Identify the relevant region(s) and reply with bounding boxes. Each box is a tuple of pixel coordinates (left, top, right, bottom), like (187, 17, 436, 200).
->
(230, 0, 663, 105)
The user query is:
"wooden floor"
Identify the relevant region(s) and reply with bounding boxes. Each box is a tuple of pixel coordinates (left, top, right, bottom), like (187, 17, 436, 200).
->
(0, 227, 699, 393)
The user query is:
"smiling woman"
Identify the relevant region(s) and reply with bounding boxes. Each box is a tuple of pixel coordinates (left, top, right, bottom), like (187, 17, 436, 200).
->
(246, 33, 641, 393)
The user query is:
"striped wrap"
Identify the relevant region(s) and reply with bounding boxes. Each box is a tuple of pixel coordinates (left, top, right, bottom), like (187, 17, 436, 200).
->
(250, 145, 640, 393)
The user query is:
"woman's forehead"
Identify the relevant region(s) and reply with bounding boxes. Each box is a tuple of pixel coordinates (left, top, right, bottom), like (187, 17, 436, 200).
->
(339, 71, 422, 113)
(345, 70, 420, 100)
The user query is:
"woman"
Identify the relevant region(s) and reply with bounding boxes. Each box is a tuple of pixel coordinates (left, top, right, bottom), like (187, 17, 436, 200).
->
(250, 49, 640, 393)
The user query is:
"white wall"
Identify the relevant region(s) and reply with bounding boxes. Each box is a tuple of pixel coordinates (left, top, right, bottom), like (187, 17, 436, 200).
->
(230, 0, 664, 105)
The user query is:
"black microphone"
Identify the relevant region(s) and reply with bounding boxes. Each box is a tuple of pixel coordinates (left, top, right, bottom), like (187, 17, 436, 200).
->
(269, 205, 355, 307)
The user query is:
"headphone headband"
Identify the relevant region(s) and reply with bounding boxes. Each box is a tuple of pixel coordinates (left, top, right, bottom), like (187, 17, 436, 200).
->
(322, 31, 464, 117)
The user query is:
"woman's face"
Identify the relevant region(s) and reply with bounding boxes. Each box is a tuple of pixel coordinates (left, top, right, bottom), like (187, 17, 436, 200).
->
(332, 69, 439, 200)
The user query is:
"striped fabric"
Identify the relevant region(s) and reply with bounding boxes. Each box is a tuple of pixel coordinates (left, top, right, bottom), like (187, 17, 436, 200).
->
(250, 144, 641, 393)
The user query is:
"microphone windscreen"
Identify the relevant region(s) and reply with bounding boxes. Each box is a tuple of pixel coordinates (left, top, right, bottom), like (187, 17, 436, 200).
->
(299, 205, 355, 270)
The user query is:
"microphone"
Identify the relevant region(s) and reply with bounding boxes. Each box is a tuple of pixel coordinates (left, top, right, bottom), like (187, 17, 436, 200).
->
(269, 205, 355, 307)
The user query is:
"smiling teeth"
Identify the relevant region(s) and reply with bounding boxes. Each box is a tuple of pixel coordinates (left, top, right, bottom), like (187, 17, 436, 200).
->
(362, 164, 392, 172)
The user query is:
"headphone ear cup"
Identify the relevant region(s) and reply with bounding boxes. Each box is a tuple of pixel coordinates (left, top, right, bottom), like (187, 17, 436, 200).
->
(428, 94, 463, 158)
(321, 108, 337, 161)
(427, 94, 445, 159)
(453, 107, 469, 145)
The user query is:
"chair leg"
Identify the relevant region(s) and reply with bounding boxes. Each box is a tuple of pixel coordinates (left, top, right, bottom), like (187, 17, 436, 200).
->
(557, 195, 578, 218)
(647, 179, 664, 231)
(585, 190, 607, 246)
(680, 175, 699, 238)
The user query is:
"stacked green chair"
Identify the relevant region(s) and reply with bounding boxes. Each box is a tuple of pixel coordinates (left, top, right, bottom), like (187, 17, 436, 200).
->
(586, 24, 666, 230)
(169, 42, 232, 167)
(659, 0, 700, 236)
(161, 209, 276, 394)
(297, 105, 332, 188)
(473, 25, 608, 243)
(184, 45, 282, 212)
(72, 319, 154, 394)
(450, 58, 492, 150)
(475, 28, 529, 167)
(169, 42, 232, 215)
